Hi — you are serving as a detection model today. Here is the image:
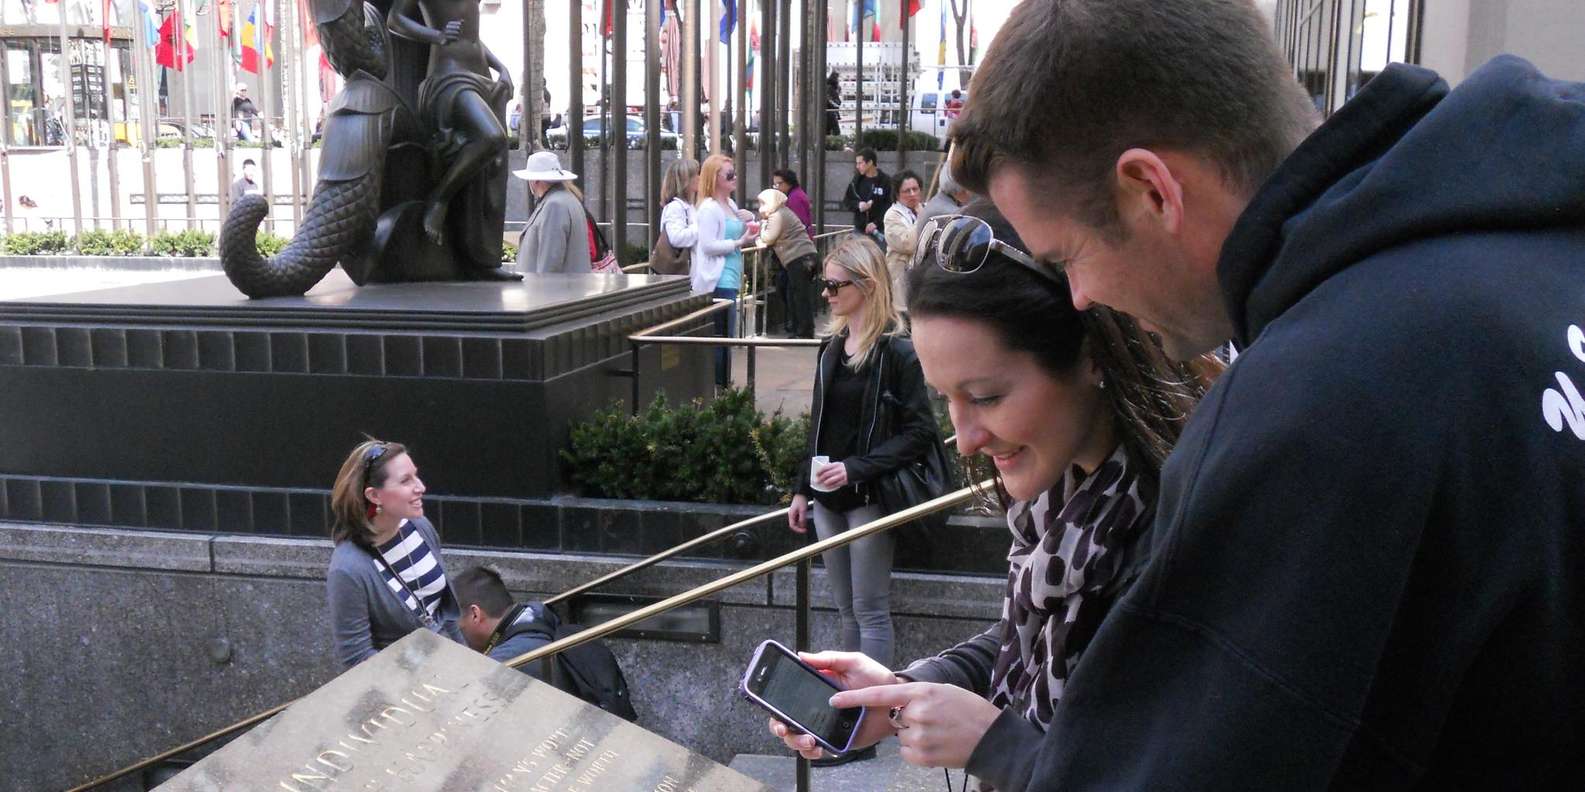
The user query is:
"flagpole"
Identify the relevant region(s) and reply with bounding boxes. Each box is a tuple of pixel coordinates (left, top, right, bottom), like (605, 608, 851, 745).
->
(104, 12, 123, 230)
(169, 0, 196, 226)
(757, 0, 771, 189)
(134, 0, 159, 239)
(645, 0, 660, 249)
(284, 0, 301, 229)
(896, 1, 908, 170)
(612, 0, 626, 261)
(681, 0, 695, 158)
(855, 0, 863, 146)
(214, 0, 231, 222)
(707, 0, 718, 155)
(775, 0, 788, 161)
(811, 0, 826, 233)
(257, 0, 274, 232)
(568, 0, 583, 182)
(58, 0, 85, 235)
(733, 0, 745, 203)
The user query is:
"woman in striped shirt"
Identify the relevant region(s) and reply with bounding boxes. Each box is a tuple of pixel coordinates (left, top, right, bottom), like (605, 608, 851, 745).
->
(326, 439, 465, 668)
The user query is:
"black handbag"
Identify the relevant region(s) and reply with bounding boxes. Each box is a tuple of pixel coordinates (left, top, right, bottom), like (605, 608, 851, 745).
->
(873, 391, 954, 532)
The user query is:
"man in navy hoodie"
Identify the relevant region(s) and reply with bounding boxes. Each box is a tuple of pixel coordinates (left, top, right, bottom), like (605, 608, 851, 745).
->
(839, 0, 1585, 788)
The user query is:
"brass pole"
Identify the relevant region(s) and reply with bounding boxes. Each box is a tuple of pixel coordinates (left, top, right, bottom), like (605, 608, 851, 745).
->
(502, 481, 990, 670)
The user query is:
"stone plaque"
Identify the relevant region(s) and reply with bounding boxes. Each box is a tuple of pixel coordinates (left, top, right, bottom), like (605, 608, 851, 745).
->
(158, 630, 771, 792)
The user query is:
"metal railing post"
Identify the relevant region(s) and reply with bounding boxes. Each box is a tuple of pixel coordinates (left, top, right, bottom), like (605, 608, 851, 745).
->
(630, 342, 642, 415)
(747, 344, 757, 397)
(795, 555, 812, 792)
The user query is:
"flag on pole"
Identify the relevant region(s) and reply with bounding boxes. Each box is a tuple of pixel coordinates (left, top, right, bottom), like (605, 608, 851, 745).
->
(900, 0, 919, 28)
(155, 11, 198, 70)
(102, 0, 113, 44)
(719, 0, 735, 45)
(937, 3, 946, 88)
(240, 5, 274, 73)
(745, 21, 758, 90)
(137, 0, 160, 44)
(601, 0, 612, 37)
(217, 0, 234, 36)
(852, 0, 874, 33)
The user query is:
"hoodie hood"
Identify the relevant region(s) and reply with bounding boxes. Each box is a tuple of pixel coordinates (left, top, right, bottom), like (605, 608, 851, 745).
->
(1219, 55, 1585, 346)
(758, 188, 787, 216)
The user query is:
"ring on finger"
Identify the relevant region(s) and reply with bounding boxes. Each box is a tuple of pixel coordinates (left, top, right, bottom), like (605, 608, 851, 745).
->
(888, 705, 908, 731)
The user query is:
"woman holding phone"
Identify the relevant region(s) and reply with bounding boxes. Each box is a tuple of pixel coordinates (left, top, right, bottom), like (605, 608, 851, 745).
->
(771, 203, 1213, 787)
(326, 439, 465, 669)
(787, 235, 943, 764)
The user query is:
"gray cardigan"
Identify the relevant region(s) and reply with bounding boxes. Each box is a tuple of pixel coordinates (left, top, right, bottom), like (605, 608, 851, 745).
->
(517, 185, 589, 274)
(326, 517, 464, 669)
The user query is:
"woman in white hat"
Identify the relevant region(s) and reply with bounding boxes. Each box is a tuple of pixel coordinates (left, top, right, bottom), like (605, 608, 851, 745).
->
(514, 151, 591, 274)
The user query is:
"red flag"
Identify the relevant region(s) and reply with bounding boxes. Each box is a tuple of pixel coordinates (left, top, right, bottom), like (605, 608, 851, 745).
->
(297, 0, 319, 47)
(240, 7, 275, 73)
(217, 0, 234, 36)
(155, 12, 197, 71)
(102, 0, 112, 44)
(901, 0, 919, 27)
(601, 0, 613, 37)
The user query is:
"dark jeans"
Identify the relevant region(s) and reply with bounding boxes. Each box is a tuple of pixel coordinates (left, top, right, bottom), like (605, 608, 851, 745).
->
(712, 286, 739, 388)
(783, 253, 818, 338)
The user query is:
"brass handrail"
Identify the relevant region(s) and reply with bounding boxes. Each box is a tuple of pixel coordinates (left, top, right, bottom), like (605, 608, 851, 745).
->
(68, 479, 984, 791)
(504, 481, 992, 670)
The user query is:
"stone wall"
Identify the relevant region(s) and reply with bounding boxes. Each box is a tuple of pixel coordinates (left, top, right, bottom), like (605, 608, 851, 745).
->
(2, 520, 1001, 792)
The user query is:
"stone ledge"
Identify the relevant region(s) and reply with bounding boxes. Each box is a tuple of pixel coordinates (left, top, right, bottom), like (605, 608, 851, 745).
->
(211, 534, 334, 578)
(0, 521, 212, 571)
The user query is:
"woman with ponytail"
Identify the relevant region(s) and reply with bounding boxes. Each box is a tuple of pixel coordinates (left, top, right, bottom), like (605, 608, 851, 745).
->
(326, 439, 464, 668)
(770, 201, 1216, 788)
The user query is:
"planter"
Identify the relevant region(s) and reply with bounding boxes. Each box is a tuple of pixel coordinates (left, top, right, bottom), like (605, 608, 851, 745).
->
(0, 254, 221, 271)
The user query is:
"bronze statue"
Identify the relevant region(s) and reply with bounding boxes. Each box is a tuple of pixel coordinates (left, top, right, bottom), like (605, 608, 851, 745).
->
(220, 0, 521, 299)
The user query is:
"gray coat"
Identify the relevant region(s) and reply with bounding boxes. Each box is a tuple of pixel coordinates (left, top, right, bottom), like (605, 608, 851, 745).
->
(517, 185, 589, 274)
(326, 517, 464, 669)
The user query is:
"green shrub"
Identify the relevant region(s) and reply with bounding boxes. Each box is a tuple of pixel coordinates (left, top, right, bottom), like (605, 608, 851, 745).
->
(73, 228, 145, 256)
(619, 242, 648, 267)
(825, 135, 850, 151)
(563, 389, 809, 505)
(150, 229, 216, 257)
(255, 230, 288, 257)
(1, 230, 71, 255)
(501, 241, 518, 263)
(856, 129, 940, 152)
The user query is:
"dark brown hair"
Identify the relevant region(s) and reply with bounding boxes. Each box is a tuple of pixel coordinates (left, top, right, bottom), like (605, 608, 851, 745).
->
(951, 0, 1315, 234)
(905, 200, 1215, 480)
(329, 439, 408, 546)
(452, 566, 516, 619)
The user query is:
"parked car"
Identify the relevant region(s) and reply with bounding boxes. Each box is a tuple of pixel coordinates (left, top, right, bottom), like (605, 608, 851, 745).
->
(546, 114, 679, 150)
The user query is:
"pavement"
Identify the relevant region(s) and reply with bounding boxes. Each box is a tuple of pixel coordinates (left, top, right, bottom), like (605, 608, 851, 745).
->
(735, 335, 823, 417)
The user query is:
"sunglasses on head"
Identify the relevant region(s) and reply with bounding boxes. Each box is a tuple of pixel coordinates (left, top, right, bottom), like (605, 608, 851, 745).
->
(362, 443, 389, 485)
(909, 214, 1062, 287)
(819, 277, 860, 294)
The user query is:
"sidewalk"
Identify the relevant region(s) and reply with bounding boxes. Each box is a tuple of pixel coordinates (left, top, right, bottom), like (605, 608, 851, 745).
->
(733, 334, 821, 417)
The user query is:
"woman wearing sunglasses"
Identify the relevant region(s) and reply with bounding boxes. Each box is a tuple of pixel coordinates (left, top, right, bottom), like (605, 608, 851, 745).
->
(788, 235, 945, 765)
(326, 439, 465, 669)
(771, 203, 1212, 788)
(691, 153, 761, 387)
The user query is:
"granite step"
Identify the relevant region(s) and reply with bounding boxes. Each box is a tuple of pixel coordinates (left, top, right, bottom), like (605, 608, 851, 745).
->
(728, 741, 968, 792)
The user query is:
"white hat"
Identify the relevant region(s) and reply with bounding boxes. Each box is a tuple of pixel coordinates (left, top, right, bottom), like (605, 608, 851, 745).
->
(513, 150, 578, 182)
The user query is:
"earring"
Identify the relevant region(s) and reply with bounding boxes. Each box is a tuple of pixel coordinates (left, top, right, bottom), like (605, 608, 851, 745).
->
(1098, 379, 1107, 390)
(376, 503, 383, 514)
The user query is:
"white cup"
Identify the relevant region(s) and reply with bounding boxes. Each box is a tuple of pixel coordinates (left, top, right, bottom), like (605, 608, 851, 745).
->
(810, 455, 836, 492)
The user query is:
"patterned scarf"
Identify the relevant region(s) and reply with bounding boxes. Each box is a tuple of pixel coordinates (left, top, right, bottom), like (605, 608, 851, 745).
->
(986, 444, 1153, 731)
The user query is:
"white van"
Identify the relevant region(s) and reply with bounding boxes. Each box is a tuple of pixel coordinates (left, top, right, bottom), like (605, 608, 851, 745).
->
(910, 67, 972, 141)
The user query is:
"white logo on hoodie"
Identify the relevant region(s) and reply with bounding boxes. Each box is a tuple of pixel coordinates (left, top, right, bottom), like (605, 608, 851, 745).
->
(1541, 324, 1585, 439)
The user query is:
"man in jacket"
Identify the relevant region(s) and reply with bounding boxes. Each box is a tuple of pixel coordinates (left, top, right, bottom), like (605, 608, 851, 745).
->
(514, 150, 590, 274)
(839, 0, 1585, 789)
(842, 148, 891, 247)
(452, 565, 553, 682)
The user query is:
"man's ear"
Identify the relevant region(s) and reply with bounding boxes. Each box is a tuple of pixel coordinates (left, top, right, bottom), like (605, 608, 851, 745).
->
(1114, 148, 1185, 236)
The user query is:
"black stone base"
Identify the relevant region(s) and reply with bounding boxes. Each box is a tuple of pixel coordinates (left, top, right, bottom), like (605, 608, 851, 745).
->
(0, 270, 714, 511)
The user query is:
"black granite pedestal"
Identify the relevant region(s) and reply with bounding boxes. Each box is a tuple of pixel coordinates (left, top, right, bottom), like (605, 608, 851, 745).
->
(0, 270, 714, 542)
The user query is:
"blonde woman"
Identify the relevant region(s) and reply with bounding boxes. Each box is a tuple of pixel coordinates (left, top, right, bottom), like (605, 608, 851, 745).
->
(653, 158, 700, 275)
(692, 153, 759, 386)
(787, 236, 943, 764)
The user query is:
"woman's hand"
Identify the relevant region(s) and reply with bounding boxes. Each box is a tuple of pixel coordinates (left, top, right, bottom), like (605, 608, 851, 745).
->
(815, 461, 849, 490)
(788, 494, 809, 534)
(737, 208, 756, 222)
(767, 651, 900, 759)
(830, 682, 1003, 769)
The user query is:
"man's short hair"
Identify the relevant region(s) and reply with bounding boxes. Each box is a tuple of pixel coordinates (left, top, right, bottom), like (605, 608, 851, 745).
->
(242, 158, 256, 167)
(772, 168, 800, 189)
(452, 566, 515, 618)
(951, 0, 1315, 234)
(934, 160, 960, 195)
(857, 148, 878, 166)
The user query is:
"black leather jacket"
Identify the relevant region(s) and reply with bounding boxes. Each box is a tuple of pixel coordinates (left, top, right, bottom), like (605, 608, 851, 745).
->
(796, 332, 940, 500)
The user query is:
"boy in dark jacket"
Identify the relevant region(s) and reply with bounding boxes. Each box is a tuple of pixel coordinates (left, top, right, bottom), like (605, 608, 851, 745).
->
(842, 148, 892, 245)
(453, 565, 555, 682)
(877, 0, 1585, 789)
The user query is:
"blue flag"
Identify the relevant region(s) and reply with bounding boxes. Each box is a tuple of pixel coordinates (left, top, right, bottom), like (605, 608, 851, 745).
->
(719, 0, 735, 44)
(852, 0, 876, 33)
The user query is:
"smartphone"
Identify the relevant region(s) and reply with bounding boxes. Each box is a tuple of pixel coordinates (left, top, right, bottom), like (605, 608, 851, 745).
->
(740, 640, 866, 755)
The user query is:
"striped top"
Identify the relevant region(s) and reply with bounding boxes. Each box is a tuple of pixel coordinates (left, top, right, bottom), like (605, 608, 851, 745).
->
(371, 520, 448, 622)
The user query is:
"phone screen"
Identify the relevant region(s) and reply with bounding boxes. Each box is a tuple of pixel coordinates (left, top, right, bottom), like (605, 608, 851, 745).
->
(745, 644, 862, 751)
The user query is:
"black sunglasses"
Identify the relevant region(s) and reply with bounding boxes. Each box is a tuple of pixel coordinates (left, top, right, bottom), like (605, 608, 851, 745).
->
(909, 214, 1062, 287)
(819, 278, 859, 294)
(362, 443, 389, 485)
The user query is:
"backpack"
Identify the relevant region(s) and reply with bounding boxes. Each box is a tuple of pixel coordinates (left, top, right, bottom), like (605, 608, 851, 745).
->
(502, 603, 639, 722)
